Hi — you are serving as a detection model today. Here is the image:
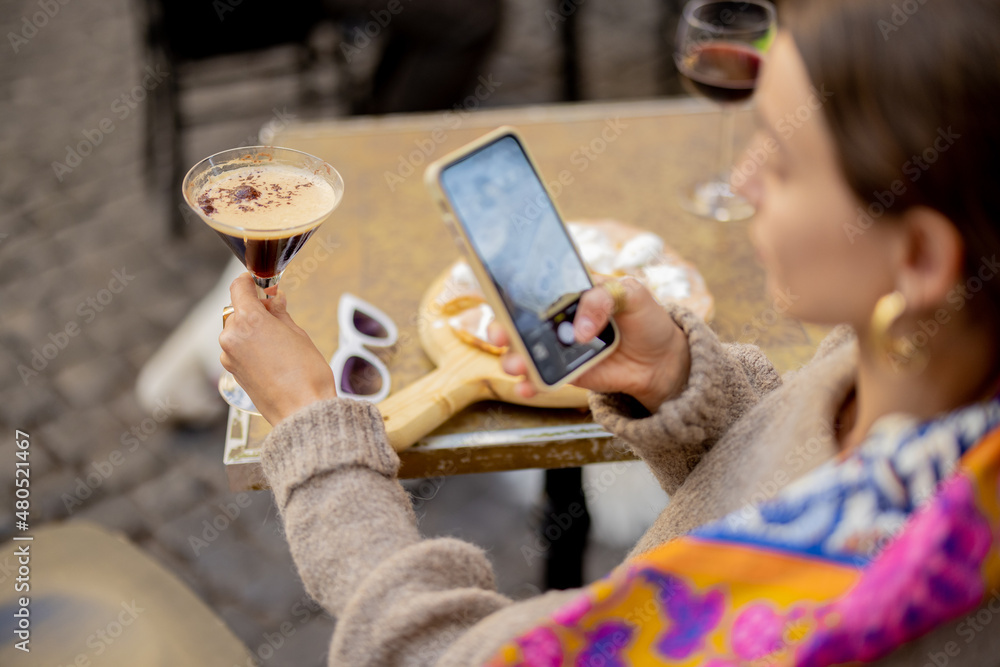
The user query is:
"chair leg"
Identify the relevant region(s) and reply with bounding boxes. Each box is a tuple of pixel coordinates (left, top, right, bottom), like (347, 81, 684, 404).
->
(559, 0, 582, 102)
(144, 65, 158, 190)
(168, 73, 186, 238)
(296, 40, 321, 110)
(659, 0, 686, 96)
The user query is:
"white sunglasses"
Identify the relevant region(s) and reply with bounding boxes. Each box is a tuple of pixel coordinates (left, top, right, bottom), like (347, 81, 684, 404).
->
(330, 293, 398, 403)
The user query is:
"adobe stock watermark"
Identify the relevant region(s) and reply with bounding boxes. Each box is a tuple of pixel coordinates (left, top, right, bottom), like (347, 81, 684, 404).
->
(509, 117, 628, 232)
(188, 493, 253, 556)
(878, 0, 930, 41)
(737, 288, 800, 346)
(17, 267, 135, 385)
(520, 499, 587, 567)
(407, 462, 456, 526)
(51, 65, 170, 182)
(730, 85, 833, 190)
(235, 593, 334, 667)
(0, 556, 15, 586)
(7, 0, 73, 54)
(243, 106, 297, 146)
(725, 420, 836, 530)
(400, 409, 507, 525)
(545, 0, 587, 30)
(519, 455, 638, 567)
(383, 74, 503, 191)
(843, 126, 961, 243)
(57, 600, 145, 665)
(61, 397, 178, 513)
(279, 233, 340, 291)
(213, 0, 249, 21)
(340, 0, 413, 63)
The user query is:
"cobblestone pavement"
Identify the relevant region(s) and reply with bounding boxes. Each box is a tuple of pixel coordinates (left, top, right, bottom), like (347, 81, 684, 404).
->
(0, 0, 669, 664)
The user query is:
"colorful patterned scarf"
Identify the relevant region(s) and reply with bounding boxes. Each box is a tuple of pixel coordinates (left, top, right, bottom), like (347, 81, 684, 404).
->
(487, 400, 1000, 666)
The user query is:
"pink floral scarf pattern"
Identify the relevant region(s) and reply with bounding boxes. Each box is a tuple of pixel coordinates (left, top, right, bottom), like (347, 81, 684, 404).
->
(488, 401, 1000, 665)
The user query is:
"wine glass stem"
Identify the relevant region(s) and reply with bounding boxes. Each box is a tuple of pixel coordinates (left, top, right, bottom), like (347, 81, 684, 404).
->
(718, 105, 736, 182)
(252, 273, 282, 300)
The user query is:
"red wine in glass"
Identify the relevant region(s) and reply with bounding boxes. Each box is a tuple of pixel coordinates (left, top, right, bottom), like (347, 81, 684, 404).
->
(678, 42, 762, 104)
(674, 0, 776, 222)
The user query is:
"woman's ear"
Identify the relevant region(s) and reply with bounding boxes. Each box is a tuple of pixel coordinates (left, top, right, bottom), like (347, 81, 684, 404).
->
(894, 206, 965, 312)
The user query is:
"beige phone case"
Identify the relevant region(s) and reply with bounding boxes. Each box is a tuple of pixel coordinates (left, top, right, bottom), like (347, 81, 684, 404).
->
(424, 125, 619, 390)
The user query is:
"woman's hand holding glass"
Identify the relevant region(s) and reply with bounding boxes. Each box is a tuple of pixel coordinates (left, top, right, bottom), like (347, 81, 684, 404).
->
(489, 278, 692, 413)
(220, 273, 337, 426)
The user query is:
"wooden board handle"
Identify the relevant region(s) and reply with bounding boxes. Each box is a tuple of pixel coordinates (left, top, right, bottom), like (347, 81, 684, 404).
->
(378, 353, 496, 451)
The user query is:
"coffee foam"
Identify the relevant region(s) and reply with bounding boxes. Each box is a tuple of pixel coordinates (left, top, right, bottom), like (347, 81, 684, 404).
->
(195, 165, 338, 237)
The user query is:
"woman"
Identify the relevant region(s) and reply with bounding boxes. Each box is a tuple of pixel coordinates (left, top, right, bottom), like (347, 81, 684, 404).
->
(220, 0, 1000, 663)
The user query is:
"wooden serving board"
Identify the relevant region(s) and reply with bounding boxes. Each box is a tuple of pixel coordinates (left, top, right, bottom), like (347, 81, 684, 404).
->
(378, 264, 591, 451)
(376, 220, 714, 452)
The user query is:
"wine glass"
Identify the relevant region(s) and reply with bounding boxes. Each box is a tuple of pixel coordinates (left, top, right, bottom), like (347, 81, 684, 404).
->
(675, 0, 776, 221)
(182, 146, 345, 414)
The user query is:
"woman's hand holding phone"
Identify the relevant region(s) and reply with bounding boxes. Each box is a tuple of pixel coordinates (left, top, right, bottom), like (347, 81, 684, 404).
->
(489, 277, 691, 413)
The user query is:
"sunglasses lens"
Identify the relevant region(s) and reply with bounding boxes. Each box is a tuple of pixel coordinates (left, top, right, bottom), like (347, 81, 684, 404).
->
(353, 310, 389, 339)
(340, 356, 384, 397)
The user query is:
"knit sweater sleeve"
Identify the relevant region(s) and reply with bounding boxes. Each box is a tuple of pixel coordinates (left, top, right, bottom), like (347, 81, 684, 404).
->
(589, 303, 782, 495)
(260, 399, 511, 667)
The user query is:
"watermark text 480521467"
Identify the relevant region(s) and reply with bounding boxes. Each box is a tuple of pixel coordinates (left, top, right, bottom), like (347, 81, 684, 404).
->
(13, 429, 33, 653)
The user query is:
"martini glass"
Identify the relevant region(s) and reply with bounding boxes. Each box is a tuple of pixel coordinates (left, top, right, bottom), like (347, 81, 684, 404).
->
(182, 146, 345, 414)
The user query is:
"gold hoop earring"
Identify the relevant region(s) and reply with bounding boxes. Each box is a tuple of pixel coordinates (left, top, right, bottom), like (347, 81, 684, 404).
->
(870, 290, 929, 374)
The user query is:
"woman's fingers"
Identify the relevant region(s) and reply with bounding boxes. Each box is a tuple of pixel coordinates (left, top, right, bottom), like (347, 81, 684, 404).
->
(490, 321, 538, 394)
(262, 290, 308, 336)
(225, 276, 308, 339)
(262, 290, 288, 316)
(487, 321, 509, 347)
(491, 322, 536, 397)
(516, 380, 537, 398)
(574, 283, 616, 343)
(489, 321, 523, 375)
(229, 273, 265, 313)
(500, 349, 527, 377)
(221, 275, 266, 349)
(574, 277, 649, 343)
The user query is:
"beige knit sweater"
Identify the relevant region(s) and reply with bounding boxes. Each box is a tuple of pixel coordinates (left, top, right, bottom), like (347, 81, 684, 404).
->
(260, 305, 1000, 666)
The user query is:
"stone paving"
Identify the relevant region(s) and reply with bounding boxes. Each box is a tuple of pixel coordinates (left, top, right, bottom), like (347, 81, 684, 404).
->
(0, 0, 669, 664)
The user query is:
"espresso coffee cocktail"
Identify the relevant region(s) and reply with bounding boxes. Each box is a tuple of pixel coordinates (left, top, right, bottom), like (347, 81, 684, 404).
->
(182, 146, 344, 414)
(183, 146, 345, 296)
(196, 164, 339, 279)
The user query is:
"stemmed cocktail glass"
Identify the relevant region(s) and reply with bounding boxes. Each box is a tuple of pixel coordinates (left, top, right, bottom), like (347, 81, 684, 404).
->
(182, 146, 344, 414)
(675, 0, 776, 221)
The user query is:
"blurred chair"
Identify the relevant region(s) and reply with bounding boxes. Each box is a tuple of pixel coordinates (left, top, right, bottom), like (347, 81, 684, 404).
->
(139, 0, 503, 236)
(558, 0, 687, 101)
(138, 0, 332, 236)
(334, 0, 503, 115)
(0, 522, 254, 665)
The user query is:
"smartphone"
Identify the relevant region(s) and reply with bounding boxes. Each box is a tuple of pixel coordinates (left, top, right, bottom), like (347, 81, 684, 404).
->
(425, 126, 619, 389)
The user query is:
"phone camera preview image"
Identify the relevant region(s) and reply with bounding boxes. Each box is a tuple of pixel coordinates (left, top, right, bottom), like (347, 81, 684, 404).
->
(439, 134, 615, 386)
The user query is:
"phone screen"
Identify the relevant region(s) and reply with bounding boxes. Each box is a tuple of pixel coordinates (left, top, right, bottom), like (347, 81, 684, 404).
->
(439, 134, 615, 385)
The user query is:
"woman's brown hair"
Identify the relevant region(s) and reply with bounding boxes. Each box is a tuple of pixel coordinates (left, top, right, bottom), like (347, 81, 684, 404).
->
(784, 0, 1000, 311)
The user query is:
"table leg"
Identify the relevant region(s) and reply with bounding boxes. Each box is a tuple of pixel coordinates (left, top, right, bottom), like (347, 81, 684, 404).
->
(542, 467, 591, 590)
(552, 0, 588, 592)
